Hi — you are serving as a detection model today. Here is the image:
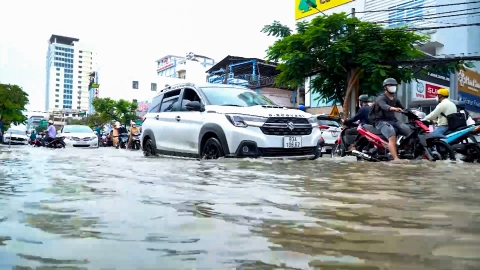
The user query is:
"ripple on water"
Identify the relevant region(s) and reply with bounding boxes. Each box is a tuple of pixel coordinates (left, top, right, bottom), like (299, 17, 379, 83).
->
(0, 146, 479, 269)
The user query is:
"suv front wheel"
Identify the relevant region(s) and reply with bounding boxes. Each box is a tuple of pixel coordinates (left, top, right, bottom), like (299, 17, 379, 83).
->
(143, 138, 156, 157)
(201, 137, 225, 159)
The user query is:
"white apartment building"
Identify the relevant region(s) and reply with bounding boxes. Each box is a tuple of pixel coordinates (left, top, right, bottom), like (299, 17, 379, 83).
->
(45, 34, 97, 112)
(155, 52, 215, 82)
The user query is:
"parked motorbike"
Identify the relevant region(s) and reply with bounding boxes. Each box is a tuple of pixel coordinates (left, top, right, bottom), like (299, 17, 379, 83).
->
(129, 132, 141, 150)
(118, 133, 129, 149)
(100, 133, 108, 147)
(34, 136, 66, 148)
(352, 109, 456, 162)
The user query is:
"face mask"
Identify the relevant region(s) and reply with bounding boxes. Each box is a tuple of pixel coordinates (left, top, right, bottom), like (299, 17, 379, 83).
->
(387, 86, 397, 93)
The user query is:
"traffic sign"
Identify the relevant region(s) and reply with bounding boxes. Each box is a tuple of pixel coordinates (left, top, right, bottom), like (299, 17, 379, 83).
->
(330, 104, 340, 117)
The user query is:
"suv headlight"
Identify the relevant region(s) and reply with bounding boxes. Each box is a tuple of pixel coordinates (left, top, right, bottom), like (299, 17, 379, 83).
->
(308, 117, 317, 126)
(225, 114, 267, 127)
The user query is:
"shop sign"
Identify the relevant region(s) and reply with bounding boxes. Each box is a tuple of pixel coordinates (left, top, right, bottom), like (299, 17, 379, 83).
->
(295, 0, 354, 20)
(458, 91, 480, 113)
(458, 68, 480, 97)
(411, 79, 447, 100)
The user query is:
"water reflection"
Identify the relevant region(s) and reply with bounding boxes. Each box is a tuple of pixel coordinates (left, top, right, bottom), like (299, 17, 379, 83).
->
(0, 147, 479, 269)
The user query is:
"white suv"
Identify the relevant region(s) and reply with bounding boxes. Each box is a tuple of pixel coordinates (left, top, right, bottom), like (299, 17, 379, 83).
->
(141, 82, 323, 160)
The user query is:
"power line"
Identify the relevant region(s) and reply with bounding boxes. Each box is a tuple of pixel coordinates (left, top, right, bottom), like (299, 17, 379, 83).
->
(375, 11, 480, 24)
(356, 0, 480, 13)
(408, 13, 480, 27)
(406, 22, 480, 31)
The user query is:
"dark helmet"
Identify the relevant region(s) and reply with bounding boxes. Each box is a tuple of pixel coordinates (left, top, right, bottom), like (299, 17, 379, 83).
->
(358, 94, 369, 102)
(383, 78, 398, 87)
(457, 100, 466, 110)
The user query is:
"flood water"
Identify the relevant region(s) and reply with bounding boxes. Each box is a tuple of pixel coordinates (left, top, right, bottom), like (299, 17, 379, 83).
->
(1, 145, 480, 270)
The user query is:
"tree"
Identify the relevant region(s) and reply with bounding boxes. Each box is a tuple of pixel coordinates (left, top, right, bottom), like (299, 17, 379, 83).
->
(261, 13, 471, 115)
(0, 83, 29, 132)
(92, 98, 137, 125)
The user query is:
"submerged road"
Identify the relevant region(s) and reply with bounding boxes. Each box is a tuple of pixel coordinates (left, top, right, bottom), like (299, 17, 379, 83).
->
(1, 146, 480, 269)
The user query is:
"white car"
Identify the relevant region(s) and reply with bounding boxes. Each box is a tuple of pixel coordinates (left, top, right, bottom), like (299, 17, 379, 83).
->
(2, 129, 28, 145)
(59, 125, 99, 148)
(313, 114, 342, 153)
(141, 82, 323, 160)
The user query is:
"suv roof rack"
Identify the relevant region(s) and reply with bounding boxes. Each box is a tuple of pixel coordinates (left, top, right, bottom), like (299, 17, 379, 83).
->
(157, 82, 196, 95)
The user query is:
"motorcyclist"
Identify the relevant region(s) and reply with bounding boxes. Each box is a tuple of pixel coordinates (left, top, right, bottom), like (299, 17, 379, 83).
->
(457, 100, 475, 126)
(45, 120, 57, 144)
(112, 124, 119, 148)
(373, 78, 412, 161)
(127, 123, 140, 148)
(422, 88, 457, 136)
(30, 130, 37, 143)
(117, 124, 128, 148)
(342, 94, 371, 125)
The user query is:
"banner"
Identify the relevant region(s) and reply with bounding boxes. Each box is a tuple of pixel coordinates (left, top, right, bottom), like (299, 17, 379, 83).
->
(295, 0, 354, 20)
(411, 79, 448, 100)
(458, 91, 480, 113)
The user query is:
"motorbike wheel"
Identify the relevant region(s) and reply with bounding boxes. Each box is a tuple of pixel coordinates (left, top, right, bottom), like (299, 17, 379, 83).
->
(461, 144, 480, 163)
(427, 140, 456, 161)
(331, 143, 346, 158)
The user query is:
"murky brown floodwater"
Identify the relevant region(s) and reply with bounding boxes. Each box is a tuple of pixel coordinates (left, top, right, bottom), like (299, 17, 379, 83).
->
(1, 145, 480, 270)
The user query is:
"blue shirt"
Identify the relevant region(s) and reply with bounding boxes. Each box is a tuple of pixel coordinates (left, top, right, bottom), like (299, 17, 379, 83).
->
(47, 125, 56, 138)
(344, 105, 370, 125)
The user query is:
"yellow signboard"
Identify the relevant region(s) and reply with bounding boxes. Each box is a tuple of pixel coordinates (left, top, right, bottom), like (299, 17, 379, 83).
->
(92, 83, 99, 88)
(330, 104, 340, 117)
(295, 0, 355, 20)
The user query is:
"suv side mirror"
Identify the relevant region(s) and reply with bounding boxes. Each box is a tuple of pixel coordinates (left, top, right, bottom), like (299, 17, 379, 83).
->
(185, 101, 204, 112)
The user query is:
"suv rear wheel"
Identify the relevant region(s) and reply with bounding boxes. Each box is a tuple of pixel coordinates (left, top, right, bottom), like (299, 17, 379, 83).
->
(201, 137, 225, 159)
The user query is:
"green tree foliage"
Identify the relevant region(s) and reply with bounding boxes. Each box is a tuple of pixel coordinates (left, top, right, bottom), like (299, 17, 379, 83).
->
(92, 98, 137, 125)
(261, 13, 471, 114)
(0, 83, 29, 132)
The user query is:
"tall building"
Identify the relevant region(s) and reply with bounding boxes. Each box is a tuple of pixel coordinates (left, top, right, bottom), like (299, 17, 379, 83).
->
(45, 34, 97, 112)
(155, 52, 215, 82)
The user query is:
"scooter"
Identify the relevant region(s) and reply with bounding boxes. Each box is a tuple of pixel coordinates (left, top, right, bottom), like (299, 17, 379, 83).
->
(352, 109, 456, 162)
(34, 136, 66, 148)
(331, 122, 359, 158)
(100, 133, 108, 147)
(129, 132, 141, 150)
(118, 133, 129, 149)
(442, 125, 480, 163)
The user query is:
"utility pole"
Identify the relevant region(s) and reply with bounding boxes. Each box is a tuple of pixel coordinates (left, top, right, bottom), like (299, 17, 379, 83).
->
(347, 8, 358, 118)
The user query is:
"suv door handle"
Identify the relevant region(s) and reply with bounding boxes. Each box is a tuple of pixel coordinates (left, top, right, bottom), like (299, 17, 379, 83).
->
(175, 116, 181, 121)
(155, 115, 160, 120)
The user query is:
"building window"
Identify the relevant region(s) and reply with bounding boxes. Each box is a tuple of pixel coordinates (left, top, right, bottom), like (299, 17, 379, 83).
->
(56, 84, 59, 86)
(56, 78, 60, 81)
(388, 0, 424, 28)
(79, 55, 82, 58)
(55, 94, 59, 97)
(55, 99, 59, 102)
(151, 83, 157, 91)
(132, 81, 139, 89)
(78, 86, 81, 89)
(78, 81, 81, 84)
(78, 66, 82, 68)
(56, 73, 60, 76)
(79, 61, 82, 63)
(78, 71, 81, 73)
(55, 89, 59, 92)
(55, 105, 59, 108)
(56, 68, 60, 71)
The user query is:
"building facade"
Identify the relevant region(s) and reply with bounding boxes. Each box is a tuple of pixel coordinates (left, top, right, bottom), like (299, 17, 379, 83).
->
(296, 0, 480, 113)
(45, 34, 97, 113)
(155, 52, 215, 82)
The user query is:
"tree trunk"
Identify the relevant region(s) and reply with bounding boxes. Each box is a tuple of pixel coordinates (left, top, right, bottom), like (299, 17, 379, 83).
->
(342, 69, 361, 118)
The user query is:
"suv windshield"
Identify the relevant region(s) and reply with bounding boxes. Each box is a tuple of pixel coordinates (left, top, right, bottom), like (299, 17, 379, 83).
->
(200, 87, 276, 107)
(63, 125, 93, 133)
(317, 119, 341, 127)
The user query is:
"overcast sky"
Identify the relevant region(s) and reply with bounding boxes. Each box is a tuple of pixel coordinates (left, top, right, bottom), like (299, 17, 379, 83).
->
(0, 0, 295, 111)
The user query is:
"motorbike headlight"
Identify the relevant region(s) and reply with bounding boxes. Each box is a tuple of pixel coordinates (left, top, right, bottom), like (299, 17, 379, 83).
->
(225, 114, 267, 127)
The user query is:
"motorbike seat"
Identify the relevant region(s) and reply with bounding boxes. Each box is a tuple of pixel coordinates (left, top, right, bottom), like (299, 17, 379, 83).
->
(444, 125, 469, 135)
(362, 124, 383, 135)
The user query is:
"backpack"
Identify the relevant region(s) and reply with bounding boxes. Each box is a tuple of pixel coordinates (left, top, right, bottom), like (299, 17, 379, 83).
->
(368, 103, 377, 126)
(441, 111, 467, 131)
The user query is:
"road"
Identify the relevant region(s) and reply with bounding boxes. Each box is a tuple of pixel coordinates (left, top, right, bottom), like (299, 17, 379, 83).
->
(1, 146, 480, 269)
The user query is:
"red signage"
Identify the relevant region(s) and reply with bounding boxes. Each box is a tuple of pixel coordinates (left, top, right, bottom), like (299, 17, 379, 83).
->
(425, 83, 441, 98)
(156, 62, 174, 72)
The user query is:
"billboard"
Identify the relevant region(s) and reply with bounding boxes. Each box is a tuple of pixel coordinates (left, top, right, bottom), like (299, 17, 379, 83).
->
(295, 0, 355, 20)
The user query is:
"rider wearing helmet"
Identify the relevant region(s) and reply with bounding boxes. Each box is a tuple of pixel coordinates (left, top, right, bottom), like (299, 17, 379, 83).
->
(457, 100, 475, 126)
(373, 78, 412, 161)
(422, 88, 457, 136)
(342, 94, 371, 125)
(46, 120, 57, 144)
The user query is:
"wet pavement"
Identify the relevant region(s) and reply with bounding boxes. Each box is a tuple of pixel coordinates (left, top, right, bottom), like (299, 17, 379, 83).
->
(1, 145, 480, 270)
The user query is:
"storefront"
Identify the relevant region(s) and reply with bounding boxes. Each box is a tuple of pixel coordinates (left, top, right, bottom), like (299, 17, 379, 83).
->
(408, 72, 450, 114)
(457, 68, 480, 117)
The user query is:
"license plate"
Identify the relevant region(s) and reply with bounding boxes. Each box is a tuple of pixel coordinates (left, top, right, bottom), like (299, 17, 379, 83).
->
(284, 136, 302, 148)
(331, 131, 339, 137)
(321, 148, 327, 153)
(78, 141, 88, 144)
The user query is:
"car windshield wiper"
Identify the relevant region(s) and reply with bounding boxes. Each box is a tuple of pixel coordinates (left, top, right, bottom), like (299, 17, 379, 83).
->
(220, 104, 243, 107)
